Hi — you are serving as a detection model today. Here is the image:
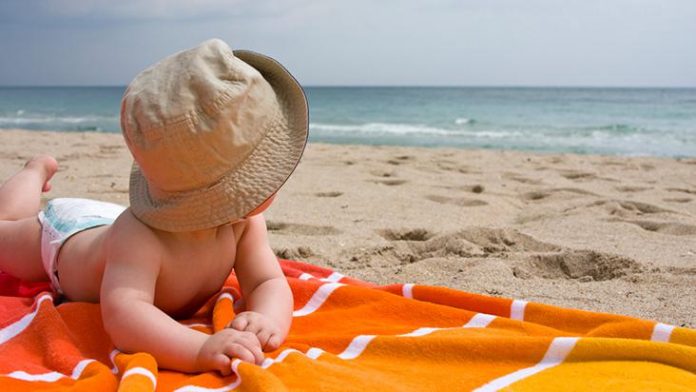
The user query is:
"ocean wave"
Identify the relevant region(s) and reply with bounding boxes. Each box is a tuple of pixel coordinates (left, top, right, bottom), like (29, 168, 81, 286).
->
(310, 122, 533, 140)
(589, 123, 644, 133)
(310, 122, 460, 136)
(455, 117, 475, 125)
(0, 115, 118, 125)
(461, 130, 526, 138)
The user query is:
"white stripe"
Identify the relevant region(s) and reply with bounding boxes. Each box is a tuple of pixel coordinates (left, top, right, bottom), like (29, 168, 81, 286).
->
(6, 370, 64, 382)
(298, 273, 314, 281)
(474, 337, 578, 391)
(3, 357, 99, 384)
(338, 335, 376, 359)
(262, 318, 500, 371)
(292, 283, 344, 317)
(176, 360, 242, 392)
(402, 283, 414, 299)
(306, 347, 325, 359)
(275, 348, 302, 363)
(260, 348, 300, 369)
(463, 313, 496, 328)
(260, 358, 274, 368)
(400, 327, 441, 337)
(109, 349, 120, 374)
(71, 359, 94, 379)
(122, 367, 157, 389)
(321, 272, 344, 283)
(216, 292, 235, 303)
(510, 300, 527, 321)
(0, 294, 53, 345)
(650, 323, 674, 342)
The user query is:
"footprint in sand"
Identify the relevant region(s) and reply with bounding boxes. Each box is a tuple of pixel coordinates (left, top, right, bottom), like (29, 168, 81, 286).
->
(426, 195, 488, 207)
(266, 221, 341, 236)
(663, 197, 692, 204)
(386, 155, 415, 165)
(273, 246, 314, 259)
(370, 170, 396, 178)
(598, 159, 628, 167)
(377, 228, 435, 241)
(453, 228, 560, 255)
(362, 227, 560, 266)
(677, 158, 696, 165)
(370, 179, 407, 186)
(667, 187, 696, 195)
(315, 191, 343, 198)
(521, 188, 597, 202)
(469, 185, 485, 194)
(513, 250, 642, 281)
(502, 172, 544, 185)
(559, 171, 597, 181)
(660, 266, 696, 275)
(99, 144, 125, 155)
(594, 200, 676, 216)
(615, 185, 651, 193)
(607, 219, 696, 236)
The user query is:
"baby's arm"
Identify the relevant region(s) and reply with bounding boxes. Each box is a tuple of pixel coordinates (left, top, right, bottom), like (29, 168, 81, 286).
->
(100, 212, 263, 374)
(232, 213, 293, 351)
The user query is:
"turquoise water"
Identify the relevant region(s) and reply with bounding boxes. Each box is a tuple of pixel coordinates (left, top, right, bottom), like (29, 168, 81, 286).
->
(1, 86, 695, 157)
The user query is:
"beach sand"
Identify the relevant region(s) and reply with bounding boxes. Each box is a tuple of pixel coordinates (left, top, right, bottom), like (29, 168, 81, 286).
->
(1, 129, 695, 327)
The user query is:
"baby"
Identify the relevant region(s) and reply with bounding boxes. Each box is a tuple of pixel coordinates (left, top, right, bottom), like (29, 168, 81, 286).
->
(0, 39, 308, 375)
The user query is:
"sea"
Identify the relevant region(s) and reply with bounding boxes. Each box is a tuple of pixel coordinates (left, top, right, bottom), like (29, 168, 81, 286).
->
(1, 86, 695, 157)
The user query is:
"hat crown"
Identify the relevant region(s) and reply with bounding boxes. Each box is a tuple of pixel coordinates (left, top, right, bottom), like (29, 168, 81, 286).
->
(121, 38, 280, 193)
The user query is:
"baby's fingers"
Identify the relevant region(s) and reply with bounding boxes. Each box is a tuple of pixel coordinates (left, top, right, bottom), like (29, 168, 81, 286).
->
(265, 333, 282, 352)
(230, 316, 249, 331)
(223, 343, 263, 365)
(256, 330, 271, 350)
(212, 353, 233, 376)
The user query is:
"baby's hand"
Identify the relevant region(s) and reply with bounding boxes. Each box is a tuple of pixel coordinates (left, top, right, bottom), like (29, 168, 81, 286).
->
(230, 311, 283, 352)
(196, 329, 264, 375)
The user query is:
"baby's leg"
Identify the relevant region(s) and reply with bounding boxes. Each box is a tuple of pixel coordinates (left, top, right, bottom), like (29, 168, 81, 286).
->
(0, 155, 58, 221)
(0, 156, 56, 281)
(0, 218, 47, 281)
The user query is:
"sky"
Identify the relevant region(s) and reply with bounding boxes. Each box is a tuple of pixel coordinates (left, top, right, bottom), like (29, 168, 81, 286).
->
(0, 0, 695, 87)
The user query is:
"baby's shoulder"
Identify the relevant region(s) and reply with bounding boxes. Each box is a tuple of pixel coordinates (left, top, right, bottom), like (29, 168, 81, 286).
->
(107, 208, 165, 257)
(231, 214, 271, 250)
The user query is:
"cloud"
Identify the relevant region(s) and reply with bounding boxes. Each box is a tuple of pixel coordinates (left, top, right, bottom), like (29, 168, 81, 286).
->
(0, 0, 316, 24)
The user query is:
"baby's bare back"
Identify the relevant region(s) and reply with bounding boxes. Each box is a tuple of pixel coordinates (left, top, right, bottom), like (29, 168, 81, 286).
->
(57, 208, 241, 318)
(57, 224, 112, 302)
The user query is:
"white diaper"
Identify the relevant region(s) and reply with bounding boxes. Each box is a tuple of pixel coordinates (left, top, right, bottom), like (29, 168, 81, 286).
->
(37, 198, 126, 294)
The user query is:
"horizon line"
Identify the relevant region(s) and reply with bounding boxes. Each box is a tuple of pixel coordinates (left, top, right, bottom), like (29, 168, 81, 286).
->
(1, 84, 696, 89)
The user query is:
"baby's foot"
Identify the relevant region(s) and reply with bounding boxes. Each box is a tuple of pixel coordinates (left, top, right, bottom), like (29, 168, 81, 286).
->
(24, 155, 58, 192)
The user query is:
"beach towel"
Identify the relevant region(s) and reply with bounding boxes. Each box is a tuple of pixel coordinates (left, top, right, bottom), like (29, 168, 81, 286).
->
(0, 259, 695, 391)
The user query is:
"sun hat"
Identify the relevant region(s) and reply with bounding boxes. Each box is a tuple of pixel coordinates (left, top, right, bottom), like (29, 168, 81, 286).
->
(120, 38, 308, 232)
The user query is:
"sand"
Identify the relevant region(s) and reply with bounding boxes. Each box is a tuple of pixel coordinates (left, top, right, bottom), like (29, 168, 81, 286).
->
(1, 129, 695, 327)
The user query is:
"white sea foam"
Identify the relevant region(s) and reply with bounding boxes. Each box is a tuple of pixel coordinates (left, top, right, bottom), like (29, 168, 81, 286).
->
(0, 115, 117, 125)
(460, 130, 526, 139)
(455, 117, 473, 125)
(310, 122, 460, 136)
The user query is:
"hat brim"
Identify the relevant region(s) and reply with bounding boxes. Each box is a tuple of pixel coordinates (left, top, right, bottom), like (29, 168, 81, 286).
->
(128, 50, 309, 232)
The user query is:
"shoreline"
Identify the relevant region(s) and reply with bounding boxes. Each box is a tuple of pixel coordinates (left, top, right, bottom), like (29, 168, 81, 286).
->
(3, 127, 696, 160)
(1, 128, 694, 327)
